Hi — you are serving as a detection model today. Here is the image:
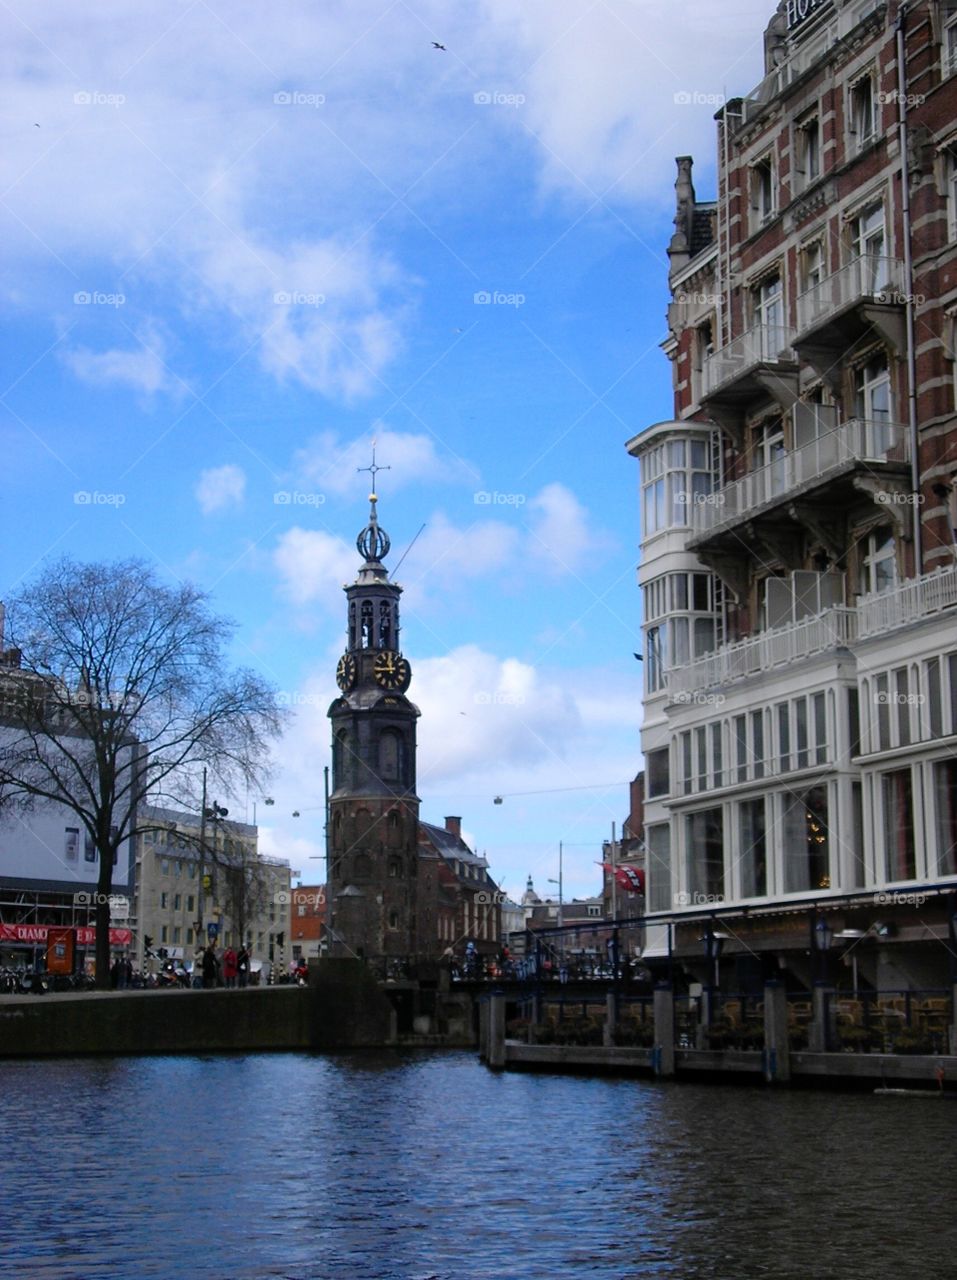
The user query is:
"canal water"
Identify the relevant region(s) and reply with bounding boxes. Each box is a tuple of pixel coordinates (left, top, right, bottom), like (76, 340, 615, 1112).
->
(3, 1050, 955, 1279)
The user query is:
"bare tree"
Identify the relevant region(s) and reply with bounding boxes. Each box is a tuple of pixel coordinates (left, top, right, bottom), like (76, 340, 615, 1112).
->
(0, 557, 285, 986)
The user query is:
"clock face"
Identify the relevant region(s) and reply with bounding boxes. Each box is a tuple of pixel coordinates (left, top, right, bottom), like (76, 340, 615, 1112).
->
(336, 653, 358, 691)
(373, 650, 411, 691)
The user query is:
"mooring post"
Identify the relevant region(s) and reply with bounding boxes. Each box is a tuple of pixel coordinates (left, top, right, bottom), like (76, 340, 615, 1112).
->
(478, 995, 490, 1061)
(763, 981, 790, 1083)
(652, 984, 675, 1078)
(488, 991, 506, 1070)
(604, 991, 616, 1046)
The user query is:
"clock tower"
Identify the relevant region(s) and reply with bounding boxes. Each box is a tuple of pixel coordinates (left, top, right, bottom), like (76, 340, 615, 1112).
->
(327, 480, 420, 962)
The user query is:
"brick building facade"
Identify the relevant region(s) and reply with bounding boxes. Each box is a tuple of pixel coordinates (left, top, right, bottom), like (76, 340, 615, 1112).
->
(628, 0, 957, 992)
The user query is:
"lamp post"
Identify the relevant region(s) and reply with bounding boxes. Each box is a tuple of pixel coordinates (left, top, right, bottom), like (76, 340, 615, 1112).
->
(547, 841, 564, 964)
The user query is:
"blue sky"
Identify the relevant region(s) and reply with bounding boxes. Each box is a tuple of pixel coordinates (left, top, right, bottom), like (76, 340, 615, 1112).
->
(0, 0, 769, 900)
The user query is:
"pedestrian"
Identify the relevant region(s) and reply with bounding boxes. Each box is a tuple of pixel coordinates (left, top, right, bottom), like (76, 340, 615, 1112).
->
(223, 945, 238, 989)
(110, 957, 120, 989)
(201, 944, 218, 990)
(237, 944, 250, 988)
(124, 955, 133, 988)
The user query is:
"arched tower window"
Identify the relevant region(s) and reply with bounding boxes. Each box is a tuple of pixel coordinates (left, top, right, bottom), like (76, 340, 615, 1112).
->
(354, 852, 372, 880)
(349, 602, 357, 649)
(360, 601, 374, 647)
(333, 811, 343, 847)
(387, 809, 401, 848)
(388, 856, 401, 878)
(378, 600, 392, 649)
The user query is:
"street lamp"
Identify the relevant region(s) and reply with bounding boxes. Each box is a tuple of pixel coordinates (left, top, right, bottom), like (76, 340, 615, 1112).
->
(812, 914, 833, 984)
(702, 925, 727, 990)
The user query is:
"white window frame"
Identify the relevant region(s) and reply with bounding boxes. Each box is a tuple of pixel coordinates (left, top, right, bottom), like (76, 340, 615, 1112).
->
(849, 71, 876, 153)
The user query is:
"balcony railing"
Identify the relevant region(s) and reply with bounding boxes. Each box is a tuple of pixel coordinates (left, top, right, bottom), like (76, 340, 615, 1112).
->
(668, 607, 857, 696)
(857, 566, 957, 639)
(796, 256, 905, 337)
(700, 324, 795, 399)
(667, 567, 957, 695)
(691, 416, 910, 537)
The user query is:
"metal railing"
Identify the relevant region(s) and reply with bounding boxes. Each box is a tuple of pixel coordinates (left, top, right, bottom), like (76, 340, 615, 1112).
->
(691, 416, 909, 536)
(700, 323, 795, 398)
(796, 255, 905, 336)
(668, 606, 857, 696)
(857, 566, 957, 639)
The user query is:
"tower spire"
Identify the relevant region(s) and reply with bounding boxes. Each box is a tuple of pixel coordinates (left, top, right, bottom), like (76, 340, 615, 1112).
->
(355, 441, 392, 567)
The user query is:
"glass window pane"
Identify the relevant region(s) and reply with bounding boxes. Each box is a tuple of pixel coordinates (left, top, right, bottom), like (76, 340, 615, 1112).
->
(647, 824, 672, 913)
(739, 799, 767, 898)
(927, 658, 942, 738)
(795, 698, 808, 768)
(751, 710, 764, 779)
(813, 692, 827, 764)
(883, 769, 916, 880)
(782, 786, 829, 892)
(934, 760, 957, 877)
(686, 808, 724, 902)
(735, 715, 748, 782)
(777, 703, 790, 771)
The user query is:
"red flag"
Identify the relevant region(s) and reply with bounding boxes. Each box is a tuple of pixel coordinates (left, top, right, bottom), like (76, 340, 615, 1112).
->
(601, 863, 644, 894)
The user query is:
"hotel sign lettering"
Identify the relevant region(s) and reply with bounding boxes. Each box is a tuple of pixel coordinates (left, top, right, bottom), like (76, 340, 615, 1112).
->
(785, 0, 830, 30)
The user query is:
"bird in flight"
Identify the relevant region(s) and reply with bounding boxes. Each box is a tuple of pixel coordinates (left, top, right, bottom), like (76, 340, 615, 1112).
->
(432, 41, 446, 51)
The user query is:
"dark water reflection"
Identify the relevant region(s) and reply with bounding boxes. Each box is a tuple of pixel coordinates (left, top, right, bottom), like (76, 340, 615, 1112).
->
(2, 1051, 955, 1279)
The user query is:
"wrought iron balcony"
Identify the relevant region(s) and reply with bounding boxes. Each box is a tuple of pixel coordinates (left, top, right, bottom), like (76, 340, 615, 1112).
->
(690, 413, 910, 540)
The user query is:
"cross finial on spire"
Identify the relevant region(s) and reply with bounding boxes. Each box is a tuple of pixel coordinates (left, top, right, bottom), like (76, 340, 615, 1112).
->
(357, 439, 390, 501)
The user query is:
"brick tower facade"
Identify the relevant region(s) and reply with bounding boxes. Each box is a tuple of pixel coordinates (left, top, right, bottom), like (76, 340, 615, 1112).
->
(326, 490, 420, 961)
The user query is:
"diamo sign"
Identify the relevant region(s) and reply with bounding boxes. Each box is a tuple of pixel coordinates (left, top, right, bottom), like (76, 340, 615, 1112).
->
(0, 923, 132, 946)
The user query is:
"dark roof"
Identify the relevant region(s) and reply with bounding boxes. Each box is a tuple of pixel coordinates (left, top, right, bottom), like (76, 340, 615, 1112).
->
(690, 204, 716, 257)
(419, 820, 488, 869)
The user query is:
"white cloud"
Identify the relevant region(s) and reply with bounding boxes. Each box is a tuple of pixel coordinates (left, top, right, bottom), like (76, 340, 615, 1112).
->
(195, 464, 246, 515)
(273, 527, 355, 606)
(292, 424, 478, 499)
(412, 644, 581, 784)
(477, 0, 770, 204)
(63, 331, 175, 395)
(526, 482, 612, 575)
(3, 0, 769, 401)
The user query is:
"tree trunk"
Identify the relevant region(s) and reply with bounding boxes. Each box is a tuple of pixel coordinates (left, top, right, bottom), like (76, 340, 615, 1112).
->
(94, 845, 114, 989)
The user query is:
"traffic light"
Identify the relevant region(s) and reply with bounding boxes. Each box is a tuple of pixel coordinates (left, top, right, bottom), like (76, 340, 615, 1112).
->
(276, 932, 285, 948)
(143, 935, 153, 952)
